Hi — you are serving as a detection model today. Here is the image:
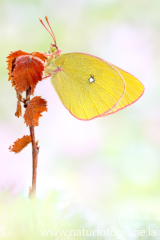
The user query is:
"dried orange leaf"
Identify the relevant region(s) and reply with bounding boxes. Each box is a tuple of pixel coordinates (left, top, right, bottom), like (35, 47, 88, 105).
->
(12, 55, 44, 93)
(9, 135, 31, 154)
(6, 50, 30, 87)
(24, 96, 47, 127)
(32, 52, 47, 62)
(15, 101, 22, 118)
(16, 90, 22, 101)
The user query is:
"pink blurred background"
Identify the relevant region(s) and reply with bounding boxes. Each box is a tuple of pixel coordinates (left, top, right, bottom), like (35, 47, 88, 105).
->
(1, 0, 160, 226)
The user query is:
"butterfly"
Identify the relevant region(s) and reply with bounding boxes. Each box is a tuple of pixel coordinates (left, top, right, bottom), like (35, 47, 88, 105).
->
(40, 16, 144, 120)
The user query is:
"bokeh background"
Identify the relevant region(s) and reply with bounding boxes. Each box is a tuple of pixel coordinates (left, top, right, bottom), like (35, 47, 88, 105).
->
(1, 0, 160, 238)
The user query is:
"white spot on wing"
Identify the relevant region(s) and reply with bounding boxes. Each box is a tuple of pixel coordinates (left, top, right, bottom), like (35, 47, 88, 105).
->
(89, 76, 95, 83)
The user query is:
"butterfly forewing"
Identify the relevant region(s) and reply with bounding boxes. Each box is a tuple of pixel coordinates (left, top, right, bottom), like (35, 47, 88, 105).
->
(49, 53, 125, 120)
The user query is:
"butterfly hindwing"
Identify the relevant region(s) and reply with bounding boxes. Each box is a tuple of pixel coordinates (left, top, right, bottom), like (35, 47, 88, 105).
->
(104, 64, 144, 116)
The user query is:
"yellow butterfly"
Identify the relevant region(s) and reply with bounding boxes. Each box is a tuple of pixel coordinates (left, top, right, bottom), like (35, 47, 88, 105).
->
(40, 17, 144, 120)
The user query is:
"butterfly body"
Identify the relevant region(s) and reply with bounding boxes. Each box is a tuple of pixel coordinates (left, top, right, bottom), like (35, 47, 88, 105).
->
(40, 17, 144, 120)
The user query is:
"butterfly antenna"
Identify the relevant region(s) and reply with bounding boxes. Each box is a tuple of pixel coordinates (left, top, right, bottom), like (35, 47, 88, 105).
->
(39, 17, 56, 45)
(45, 16, 57, 46)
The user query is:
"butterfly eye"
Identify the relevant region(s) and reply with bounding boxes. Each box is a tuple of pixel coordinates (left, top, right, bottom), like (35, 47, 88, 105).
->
(51, 46, 57, 53)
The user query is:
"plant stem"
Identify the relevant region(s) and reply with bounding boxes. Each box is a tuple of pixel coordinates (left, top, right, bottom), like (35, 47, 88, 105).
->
(29, 126, 38, 197)
(26, 87, 38, 198)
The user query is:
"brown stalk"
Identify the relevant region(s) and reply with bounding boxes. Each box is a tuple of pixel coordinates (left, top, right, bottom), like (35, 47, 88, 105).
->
(26, 87, 38, 198)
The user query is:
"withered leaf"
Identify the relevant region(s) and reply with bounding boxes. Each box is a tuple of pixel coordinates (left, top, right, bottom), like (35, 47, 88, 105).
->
(6, 50, 30, 87)
(32, 52, 47, 62)
(15, 101, 22, 118)
(11, 55, 44, 93)
(16, 90, 22, 101)
(24, 96, 47, 127)
(9, 135, 31, 154)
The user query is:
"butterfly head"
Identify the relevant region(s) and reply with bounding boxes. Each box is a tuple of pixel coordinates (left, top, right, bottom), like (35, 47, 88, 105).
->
(48, 44, 62, 56)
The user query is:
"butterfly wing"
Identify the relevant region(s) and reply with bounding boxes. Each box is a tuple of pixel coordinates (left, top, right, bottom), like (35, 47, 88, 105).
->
(49, 53, 126, 120)
(103, 64, 144, 116)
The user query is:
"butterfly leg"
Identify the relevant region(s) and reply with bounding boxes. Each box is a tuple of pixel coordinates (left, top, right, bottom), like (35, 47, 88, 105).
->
(42, 73, 52, 79)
